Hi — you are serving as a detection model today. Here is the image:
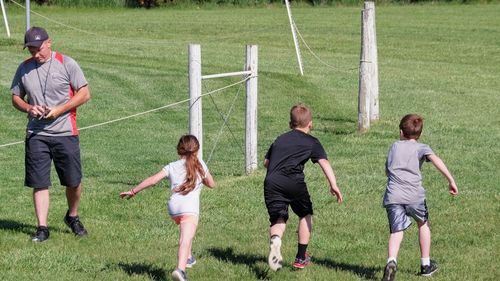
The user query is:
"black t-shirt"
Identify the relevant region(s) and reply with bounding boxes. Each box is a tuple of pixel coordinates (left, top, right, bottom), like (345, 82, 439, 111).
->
(264, 130, 327, 190)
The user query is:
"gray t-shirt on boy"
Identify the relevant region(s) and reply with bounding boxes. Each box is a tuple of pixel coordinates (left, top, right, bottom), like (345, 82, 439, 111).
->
(11, 51, 88, 137)
(383, 140, 434, 206)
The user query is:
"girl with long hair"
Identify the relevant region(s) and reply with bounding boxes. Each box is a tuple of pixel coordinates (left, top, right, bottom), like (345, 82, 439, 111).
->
(120, 135, 215, 281)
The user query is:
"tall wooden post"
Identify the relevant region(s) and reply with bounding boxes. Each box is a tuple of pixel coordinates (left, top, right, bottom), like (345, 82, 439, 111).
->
(25, 0, 30, 31)
(189, 44, 203, 159)
(358, 1, 379, 132)
(245, 45, 258, 174)
(366, 1, 379, 122)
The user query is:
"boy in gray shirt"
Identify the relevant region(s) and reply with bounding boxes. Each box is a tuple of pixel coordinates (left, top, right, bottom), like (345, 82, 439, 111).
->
(382, 114, 458, 281)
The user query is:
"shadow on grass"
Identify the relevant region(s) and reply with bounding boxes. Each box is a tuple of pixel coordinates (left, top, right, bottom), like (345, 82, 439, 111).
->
(207, 247, 270, 280)
(117, 262, 166, 281)
(314, 116, 357, 135)
(314, 257, 381, 280)
(0, 219, 65, 236)
(0, 219, 34, 235)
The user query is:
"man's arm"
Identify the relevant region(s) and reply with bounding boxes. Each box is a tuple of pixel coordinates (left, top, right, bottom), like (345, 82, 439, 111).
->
(318, 159, 343, 203)
(12, 95, 47, 118)
(44, 85, 91, 120)
(427, 154, 458, 195)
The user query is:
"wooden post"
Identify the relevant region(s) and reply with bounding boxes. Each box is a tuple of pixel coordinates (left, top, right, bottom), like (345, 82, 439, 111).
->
(358, 1, 379, 132)
(366, 1, 379, 122)
(189, 44, 203, 159)
(1, 0, 11, 37)
(25, 0, 30, 31)
(245, 45, 258, 174)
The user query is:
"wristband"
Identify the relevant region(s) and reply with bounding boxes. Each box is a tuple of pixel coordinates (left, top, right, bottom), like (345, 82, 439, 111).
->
(130, 189, 136, 196)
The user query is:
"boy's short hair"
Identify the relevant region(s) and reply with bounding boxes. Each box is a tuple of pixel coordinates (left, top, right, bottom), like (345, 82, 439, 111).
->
(289, 104, 312, 129)
(399, 114, 424, 139)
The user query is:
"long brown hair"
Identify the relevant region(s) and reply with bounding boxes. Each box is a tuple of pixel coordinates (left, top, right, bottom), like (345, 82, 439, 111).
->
(174, 135, 205, 195)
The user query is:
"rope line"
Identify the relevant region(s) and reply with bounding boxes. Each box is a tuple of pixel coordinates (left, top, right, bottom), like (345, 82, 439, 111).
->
(0, 76, 252, 149)
(204, 77, 245, 154)
(0, 140, 24, 148)
(207, 92, 243, 152)
(10, 0, 98, 36)
(206, 82, 245, 165)
(292, 20, 358, 73)
(9, 0, 181, 46)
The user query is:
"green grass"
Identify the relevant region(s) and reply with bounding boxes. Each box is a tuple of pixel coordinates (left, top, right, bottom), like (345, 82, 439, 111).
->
(1, 3, 499, 281)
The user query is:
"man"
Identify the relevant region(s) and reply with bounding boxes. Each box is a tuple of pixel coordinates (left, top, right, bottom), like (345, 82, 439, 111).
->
(10, 27, 91, 242)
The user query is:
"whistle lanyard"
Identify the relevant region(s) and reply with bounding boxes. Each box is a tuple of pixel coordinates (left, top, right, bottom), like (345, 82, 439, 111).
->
(35, 52, 53, 106)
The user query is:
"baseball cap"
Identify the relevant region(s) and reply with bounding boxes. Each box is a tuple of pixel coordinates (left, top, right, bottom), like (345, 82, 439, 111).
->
(24, 27, 49, 49)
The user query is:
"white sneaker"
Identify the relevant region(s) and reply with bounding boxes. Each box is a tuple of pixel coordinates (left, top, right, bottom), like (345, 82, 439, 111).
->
(268, 236, 283, 271)
(172, 268, 188, 281)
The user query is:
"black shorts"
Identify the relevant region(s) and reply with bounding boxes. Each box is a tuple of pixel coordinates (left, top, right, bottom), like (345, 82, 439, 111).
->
(25, 135, 82, 188)
(264, 175, 313, 226)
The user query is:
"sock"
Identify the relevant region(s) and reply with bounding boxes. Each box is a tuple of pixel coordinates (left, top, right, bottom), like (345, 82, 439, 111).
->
(270, 235, 280, 240)
(421, 257, 430, 266)
(296, 243, 308, 260)
(387, 257, 397, 264)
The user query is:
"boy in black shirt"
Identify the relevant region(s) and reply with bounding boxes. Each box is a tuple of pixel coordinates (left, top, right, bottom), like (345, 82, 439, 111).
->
(264, 104, 343, 271)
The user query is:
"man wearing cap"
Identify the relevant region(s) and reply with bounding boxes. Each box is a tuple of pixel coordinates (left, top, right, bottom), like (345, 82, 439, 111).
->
(10, 27, 91, 242)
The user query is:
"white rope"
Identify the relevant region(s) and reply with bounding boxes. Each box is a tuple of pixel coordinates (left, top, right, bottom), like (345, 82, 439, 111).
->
(0, 140, 24, 148)
(292, 20, 357, 73)
(0, 76, 253, 149)
(10, 0, 97, 35)
(9, 0, 181, 46)
(206, 82, 244, 165)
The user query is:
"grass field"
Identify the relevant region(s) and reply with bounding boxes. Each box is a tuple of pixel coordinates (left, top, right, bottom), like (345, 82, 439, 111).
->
(0, 2, 499, 281)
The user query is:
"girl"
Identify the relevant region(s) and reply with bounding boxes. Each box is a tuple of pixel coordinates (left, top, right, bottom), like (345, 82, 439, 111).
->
(120, 135, 215, 281)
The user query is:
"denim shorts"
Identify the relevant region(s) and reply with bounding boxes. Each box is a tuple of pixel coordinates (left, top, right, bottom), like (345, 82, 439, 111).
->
(385, 201, 428, 233)
(25, 135, 82, 188)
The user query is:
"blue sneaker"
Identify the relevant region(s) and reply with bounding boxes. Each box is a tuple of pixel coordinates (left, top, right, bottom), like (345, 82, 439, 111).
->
(186, 256, 196, 268)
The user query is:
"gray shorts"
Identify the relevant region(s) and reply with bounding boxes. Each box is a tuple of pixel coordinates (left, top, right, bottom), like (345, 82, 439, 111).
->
(385, 201, 428, 233)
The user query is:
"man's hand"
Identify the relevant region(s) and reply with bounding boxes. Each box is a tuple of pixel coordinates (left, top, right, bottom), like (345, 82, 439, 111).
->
(43, 106, 63, 120)
(28, 105, 49, 119)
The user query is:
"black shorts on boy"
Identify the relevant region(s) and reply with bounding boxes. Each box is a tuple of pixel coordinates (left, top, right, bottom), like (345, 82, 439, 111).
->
(265, 174, 313, 226)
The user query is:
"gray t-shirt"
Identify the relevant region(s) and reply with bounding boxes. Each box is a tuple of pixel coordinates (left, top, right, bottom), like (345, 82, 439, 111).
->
(383, 140, 434, 206)
(11, 51, 88, 137)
